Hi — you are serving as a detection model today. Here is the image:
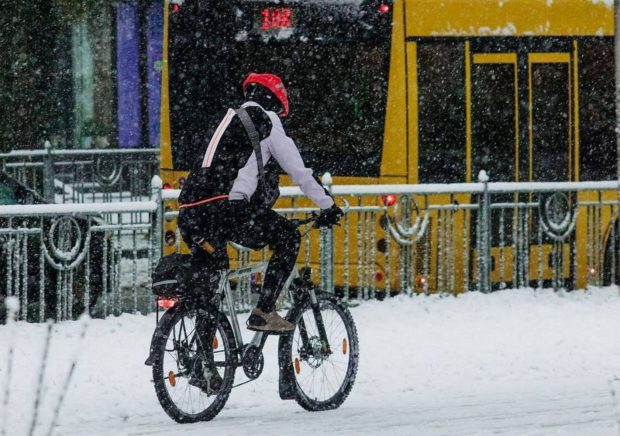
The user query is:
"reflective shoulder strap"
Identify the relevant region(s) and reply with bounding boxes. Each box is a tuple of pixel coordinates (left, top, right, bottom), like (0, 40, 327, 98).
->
(202, 109, 235, 168)
(234, 107, 265, 179)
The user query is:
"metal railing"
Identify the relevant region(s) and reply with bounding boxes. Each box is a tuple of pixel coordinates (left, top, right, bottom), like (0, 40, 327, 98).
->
(3, 173, 619, 322)
(0, 142, 159, 204)
(161, 173, 620, 305)
(0, 180, 162, 322)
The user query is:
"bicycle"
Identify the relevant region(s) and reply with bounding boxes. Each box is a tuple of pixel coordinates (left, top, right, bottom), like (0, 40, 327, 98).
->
(144, 207, 359, 423)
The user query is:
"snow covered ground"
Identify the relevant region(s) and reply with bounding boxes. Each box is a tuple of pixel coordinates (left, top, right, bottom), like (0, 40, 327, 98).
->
(3, 287, 620, 436)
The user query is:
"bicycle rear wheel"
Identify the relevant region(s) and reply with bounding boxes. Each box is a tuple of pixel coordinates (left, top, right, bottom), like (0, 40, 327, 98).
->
(152, 307, 236, 423)
(280, 293, 359, 411)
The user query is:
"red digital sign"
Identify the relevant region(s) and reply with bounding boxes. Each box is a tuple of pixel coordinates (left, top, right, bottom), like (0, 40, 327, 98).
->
(260, 8, 293, 30)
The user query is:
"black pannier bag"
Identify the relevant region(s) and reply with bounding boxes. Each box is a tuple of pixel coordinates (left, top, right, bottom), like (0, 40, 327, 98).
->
(152, 253, 192, 296)
(152, 253, 220, 297)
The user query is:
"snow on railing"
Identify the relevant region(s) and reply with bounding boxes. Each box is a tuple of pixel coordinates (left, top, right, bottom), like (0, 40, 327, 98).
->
(0, 148, 159, 158)
(161, 180, 620, 201)
(0, 201, 158, 217)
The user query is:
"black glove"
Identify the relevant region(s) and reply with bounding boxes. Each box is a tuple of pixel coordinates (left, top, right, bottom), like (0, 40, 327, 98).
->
(315, 204, 344, 228)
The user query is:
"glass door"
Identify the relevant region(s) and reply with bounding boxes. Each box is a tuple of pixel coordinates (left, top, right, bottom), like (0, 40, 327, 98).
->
(470, 53, 520, 183)
(528, 53, 573, 182)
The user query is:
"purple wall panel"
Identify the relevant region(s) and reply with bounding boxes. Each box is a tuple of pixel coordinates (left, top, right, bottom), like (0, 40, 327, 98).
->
(117, 2, 141, 148)
(146, 3, 164, 148)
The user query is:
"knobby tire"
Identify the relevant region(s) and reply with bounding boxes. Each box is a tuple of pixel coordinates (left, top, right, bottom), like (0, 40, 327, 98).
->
(280, 293, 359, 411)
(151, 307, 236, 423)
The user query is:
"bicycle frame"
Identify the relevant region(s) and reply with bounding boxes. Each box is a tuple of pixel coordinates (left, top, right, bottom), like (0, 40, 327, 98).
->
(222, 261, 301, 359)
(147, 257, 339, 410)
(149, 259, 331, 369)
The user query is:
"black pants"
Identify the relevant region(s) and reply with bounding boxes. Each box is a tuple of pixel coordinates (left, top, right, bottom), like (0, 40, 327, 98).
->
(178, 200, 301, 312)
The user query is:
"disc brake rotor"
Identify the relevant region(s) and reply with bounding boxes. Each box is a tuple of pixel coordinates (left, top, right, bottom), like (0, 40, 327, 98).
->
(299, 336, 324, 369)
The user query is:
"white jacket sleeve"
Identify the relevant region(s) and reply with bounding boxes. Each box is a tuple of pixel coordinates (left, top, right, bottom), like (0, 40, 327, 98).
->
(228, 150, 263, 202)
(267, 114, 334, 210)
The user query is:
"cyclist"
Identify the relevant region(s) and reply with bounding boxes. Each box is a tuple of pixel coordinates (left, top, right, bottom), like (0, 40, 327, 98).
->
(178, 73, 343, 336)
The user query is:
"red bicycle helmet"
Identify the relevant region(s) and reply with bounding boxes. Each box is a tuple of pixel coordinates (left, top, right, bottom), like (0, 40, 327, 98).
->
(243, 73, 289, 117)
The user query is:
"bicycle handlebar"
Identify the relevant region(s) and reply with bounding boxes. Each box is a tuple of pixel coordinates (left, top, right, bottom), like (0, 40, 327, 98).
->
(290, 200, 350, 229)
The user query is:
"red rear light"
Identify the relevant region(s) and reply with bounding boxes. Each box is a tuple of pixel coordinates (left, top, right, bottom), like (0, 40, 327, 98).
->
(157, 298, 178, 309)
(173, 4, 179, 13)
(418, 275, 427, 286)
(163, 183, 172, 190)
(375, 272, 384, 282)
(379, 4, 390, 13)
(381, 194, 397, 206)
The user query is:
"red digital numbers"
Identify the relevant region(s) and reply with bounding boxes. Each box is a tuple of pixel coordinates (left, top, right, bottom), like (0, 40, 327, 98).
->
(261, 8, 292, 30)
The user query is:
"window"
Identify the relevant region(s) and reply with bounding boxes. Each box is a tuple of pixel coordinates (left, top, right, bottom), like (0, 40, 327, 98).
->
(530, 62, 570, 182)
(471, 62, 517, 183)
(417, 43, 466, 183)
(579, 39, 615, 181)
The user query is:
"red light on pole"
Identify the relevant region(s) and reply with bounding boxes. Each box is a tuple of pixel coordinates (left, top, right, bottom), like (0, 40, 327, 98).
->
(381, 194, 397, 206)
(173, 4, 179, 13)
(379, 4, 390, 13)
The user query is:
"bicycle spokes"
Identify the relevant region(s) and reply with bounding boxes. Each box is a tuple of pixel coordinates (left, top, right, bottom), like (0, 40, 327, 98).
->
(292, 303, 353, 402)
(162, 313, 228, 416)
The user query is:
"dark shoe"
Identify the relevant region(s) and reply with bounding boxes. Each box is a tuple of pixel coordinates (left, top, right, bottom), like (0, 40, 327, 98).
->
(246, 308, 295, 334)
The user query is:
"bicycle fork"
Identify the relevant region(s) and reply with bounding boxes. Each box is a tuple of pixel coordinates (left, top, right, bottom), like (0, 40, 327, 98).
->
(298, 289, 332, 355)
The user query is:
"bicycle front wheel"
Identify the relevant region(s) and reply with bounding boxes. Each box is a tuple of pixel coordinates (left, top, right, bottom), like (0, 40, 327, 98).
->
(280, 293, 359, 411)
(152, 307, 236, 423)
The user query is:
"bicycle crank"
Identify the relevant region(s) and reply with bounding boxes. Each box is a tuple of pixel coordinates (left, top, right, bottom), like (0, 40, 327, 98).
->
(242, 345, 265, 380)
